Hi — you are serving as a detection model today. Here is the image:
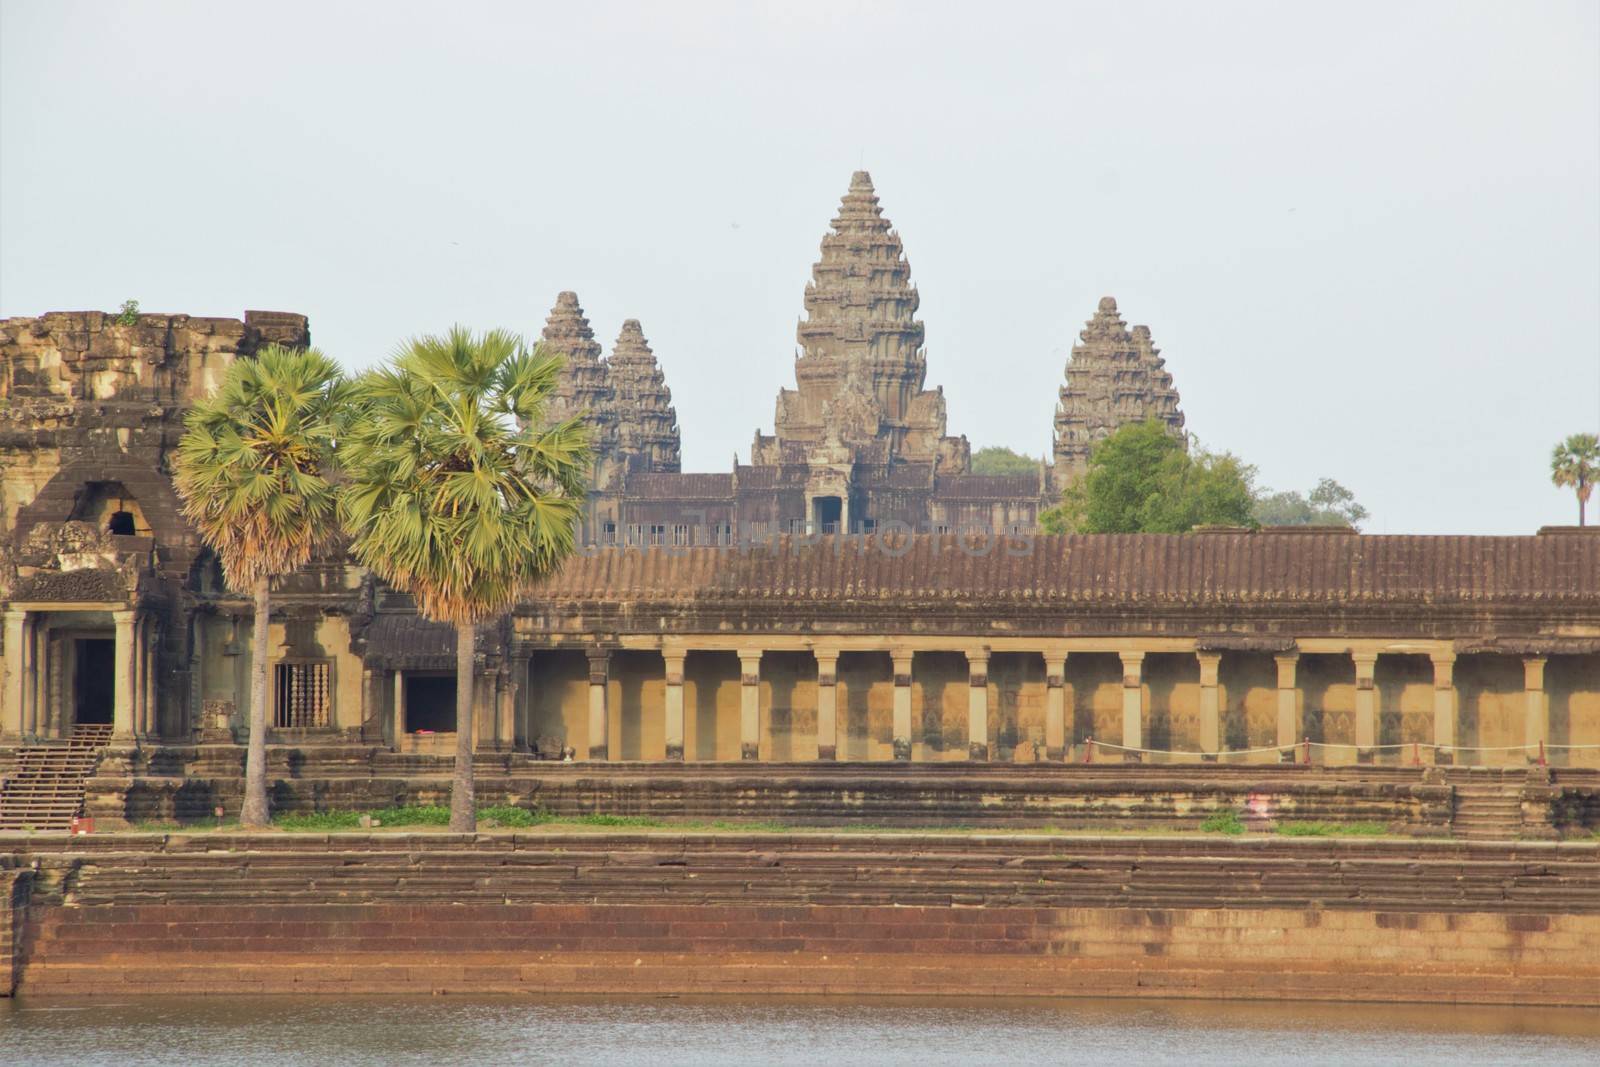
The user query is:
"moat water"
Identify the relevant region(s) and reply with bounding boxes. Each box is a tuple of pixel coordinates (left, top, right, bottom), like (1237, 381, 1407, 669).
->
(3, 995, 1598, 1065)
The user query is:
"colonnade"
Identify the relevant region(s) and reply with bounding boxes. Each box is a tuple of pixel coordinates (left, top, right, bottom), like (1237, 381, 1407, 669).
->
(573, 640, 1561, 764)
(0, 604, 159, 742)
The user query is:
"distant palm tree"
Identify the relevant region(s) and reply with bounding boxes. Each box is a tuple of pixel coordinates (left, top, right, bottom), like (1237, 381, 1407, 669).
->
(173, 345, 347, 828)
(1551, 433, 1600, 526)
(341, 328, 588, 832)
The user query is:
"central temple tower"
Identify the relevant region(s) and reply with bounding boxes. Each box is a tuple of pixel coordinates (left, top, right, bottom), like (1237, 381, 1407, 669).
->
(752, 171, 968, 474)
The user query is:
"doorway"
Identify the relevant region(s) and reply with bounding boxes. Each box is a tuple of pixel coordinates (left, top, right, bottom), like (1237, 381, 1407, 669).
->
(404, 674, 457, 733)
(812, 495, 842, 534)
(75, 638, 115, 725)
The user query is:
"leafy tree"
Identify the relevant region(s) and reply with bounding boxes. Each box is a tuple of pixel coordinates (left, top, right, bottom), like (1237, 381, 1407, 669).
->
(341, 327, 589, 832)
(1041, 419, 1257, 533)
(971, 446, 1039, 476)
(173, 345, 347, 828)
(1254, 477, 1369, 529)
(1551, 432, 1600, 526)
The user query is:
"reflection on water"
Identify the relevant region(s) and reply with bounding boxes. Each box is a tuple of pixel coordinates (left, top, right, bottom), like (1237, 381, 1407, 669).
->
(2, 994, 1598, 1066)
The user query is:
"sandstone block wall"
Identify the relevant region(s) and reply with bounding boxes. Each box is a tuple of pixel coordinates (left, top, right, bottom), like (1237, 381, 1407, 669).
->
(7, 835, 1598, 1003)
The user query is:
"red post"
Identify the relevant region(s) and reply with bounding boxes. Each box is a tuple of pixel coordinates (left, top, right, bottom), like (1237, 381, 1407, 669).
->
(1539, 740, 1547, 767)
(1411, 742, 1421, 766)
(1303, 736, 1311, 765)
(1084, 737, 1095, 763)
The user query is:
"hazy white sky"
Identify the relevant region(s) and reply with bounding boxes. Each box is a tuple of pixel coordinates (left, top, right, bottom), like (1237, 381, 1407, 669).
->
(3, 0, 1597, 534)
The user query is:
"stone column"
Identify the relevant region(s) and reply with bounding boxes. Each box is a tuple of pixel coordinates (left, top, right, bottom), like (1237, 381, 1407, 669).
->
(112, 610, 137, 741)
(1431, 653, 1457, 765)
(1044, 651, 1068, 761)
(1119, 651, 1145, 760)
(143, 618, 160, 739)
(393, 670, 407, 740)
(25, 616, 43, 738)
(1275, 653, 1300, 759)
(738, 649, 762, 761)
(815, 647, 839, 761)
(663, 650, 686, 761)
(130, 615, 148, 740)
(49, 632, 68, 737)
(891, 649, 913, 761)
(496, 668, 517, 751)
(586, 648, 611, 761)
(1197, 651, 1222, 759)
(966, 648, 990, 761)
(1523, 655, 1548, 762)
(2, 611, 26, 740)
(1353, 652, 1378, 761)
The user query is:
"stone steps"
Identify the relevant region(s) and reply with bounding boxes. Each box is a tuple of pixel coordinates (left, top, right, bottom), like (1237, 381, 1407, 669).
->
(0, 726, 111, 831)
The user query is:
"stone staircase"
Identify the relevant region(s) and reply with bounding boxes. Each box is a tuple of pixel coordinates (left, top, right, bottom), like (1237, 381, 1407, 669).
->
(1448, 766, 1528, 840)
(0, 725, 112, 832)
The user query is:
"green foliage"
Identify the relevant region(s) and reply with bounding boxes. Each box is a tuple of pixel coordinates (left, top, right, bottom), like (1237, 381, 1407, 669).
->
(971, 446, 1039, 476)
(116, 299, 140, 326)
(271, 804, 552, 830)
(340, 327, 591, 625)
(570, 813, 663, 827)
(1550, 432, 1600, 526)
(1199, 807, 1246, 834)
(1254, 478, 1369, 530)
(1275, 821, 1388, 837)
(479, 804, 549, 828)
(1043, 420, 1257, 534)
(173, 345, 348, 591)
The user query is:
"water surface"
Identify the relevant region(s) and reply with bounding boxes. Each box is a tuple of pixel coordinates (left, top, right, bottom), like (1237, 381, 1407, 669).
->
(3, 994, 1597, 1066)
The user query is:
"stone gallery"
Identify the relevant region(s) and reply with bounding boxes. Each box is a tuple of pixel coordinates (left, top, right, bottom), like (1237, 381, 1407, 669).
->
(0, 172, 1597, 835)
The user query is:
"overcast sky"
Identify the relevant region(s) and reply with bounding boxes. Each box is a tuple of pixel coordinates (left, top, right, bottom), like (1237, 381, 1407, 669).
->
(3, 1, 1596, 534)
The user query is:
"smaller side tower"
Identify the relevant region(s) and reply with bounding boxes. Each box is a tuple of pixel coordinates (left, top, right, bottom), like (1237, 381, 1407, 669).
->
(605, 319, 680, 473)
(1052, 296, 1186, 486)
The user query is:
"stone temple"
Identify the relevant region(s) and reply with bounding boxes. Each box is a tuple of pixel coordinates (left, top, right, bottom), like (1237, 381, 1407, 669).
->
(548, 170, 1187, 545)
(0, 171, 1597, 838)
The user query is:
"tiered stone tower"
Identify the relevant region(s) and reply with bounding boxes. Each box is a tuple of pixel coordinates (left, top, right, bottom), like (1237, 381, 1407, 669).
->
(752, 170, 967, 473)
(605, 319, 680, 473)
(1052, 297, 1185, 483)
(540, 292, 615, 447)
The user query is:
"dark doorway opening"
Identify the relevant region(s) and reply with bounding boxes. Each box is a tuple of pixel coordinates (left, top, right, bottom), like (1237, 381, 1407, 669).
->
(75, 638, 115, 725)
(812, 495, 842, 534)
(405, 674, 457, 733)
(107, 510, 136, 535)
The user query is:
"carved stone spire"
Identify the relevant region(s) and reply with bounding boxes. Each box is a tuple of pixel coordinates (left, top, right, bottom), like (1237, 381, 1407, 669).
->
(1052, 296, 1186, 480)
(540, 291, 612, 427)
(756, 170, 965, 472)
(604, 319, 680, 473)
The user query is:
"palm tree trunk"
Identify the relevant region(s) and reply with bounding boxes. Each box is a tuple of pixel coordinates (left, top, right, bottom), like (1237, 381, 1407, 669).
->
(240, 576, 271, 828)
(451, 620, 477, 832)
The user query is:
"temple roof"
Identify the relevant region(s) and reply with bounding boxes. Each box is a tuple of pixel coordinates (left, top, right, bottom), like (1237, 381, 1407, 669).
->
(605, 319, 680, 472)
(532, 532, 1600, 606)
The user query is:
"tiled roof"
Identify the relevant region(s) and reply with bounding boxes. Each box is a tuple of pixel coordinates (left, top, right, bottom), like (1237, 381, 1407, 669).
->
(933, 474, 1042, 500)
(534, 532, 1600, 605)
(624, 473, 734, 500)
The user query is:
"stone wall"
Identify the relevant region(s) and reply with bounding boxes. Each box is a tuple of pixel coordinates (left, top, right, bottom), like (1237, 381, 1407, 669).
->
(8, 834, 1598, 1003)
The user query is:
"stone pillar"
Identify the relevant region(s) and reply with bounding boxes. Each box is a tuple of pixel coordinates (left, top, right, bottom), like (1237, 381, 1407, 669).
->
(663, 650, 686, 761)
(966, 648, 990, 761)
(130, 615, 147, 740)
(393, 670, 407, 739)
(1119, 651, 1145, 761)
(738, 650, 762, 761)
(24, 616, 43, 738)
(1197, 651, 1222, 760)
(2, 611, 26, 740)
(1523, 655, 1548, 762)
(1275, 653, 1300, 759)
(496, 668, 516, 751)
(814, 647, 839, 761)
(143, 618, 160, 739)
(1353, 652, 1378, 761)
(1431, 653, 1457, 765)
(586, 648, 610, 761)
(891, 649, 913, 761)
(48, 632, 68, 737)
(112, 610, 137, 741)
(1044, 651, 1068, 761)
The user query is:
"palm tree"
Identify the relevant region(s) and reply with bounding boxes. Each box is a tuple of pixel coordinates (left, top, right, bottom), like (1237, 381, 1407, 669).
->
(173, 345, 347, 828)
(1551, 433, 1600, 526)
(341, 327, 588, 832)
